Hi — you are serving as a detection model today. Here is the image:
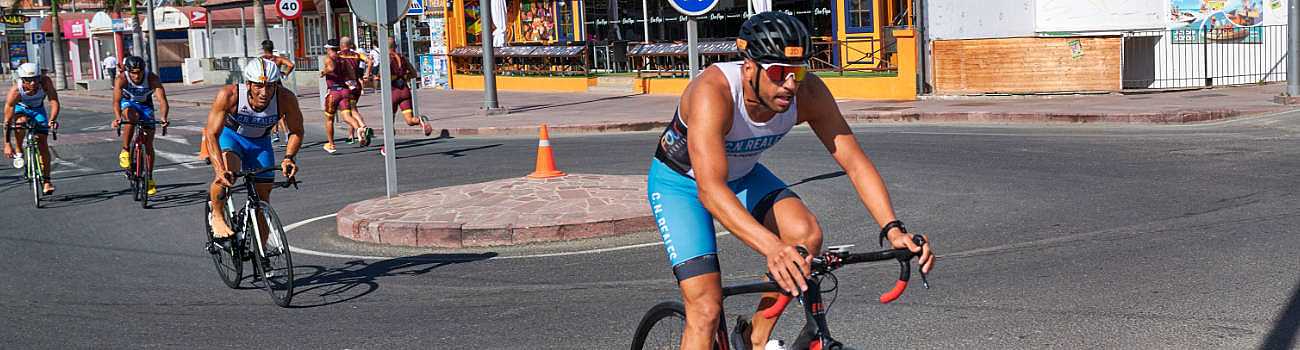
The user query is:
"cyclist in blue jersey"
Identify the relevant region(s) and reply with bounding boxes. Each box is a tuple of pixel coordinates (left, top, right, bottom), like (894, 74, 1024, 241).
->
(645, 12, 934, 350)
(111, 56, 170, 195)
(205, 58, 304, 238)
(3, 63, 60, 194)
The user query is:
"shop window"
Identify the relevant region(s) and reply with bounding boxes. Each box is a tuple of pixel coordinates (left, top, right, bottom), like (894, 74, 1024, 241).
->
(556, 0, 574, 41)
(844, 0, 873, 33)
(304, 15, 326, 56)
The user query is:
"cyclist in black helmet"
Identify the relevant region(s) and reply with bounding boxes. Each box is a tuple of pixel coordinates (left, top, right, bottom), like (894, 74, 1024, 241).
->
(111, 55, 170, 195)
(644, 11, 934, 349)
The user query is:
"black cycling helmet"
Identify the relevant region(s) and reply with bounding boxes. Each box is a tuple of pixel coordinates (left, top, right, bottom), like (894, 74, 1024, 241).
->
(123, 56, 146, 73)
(736, 11, 813, 65)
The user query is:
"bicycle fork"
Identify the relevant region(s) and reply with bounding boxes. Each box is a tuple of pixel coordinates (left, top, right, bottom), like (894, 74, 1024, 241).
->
(791, 278, 842, 350)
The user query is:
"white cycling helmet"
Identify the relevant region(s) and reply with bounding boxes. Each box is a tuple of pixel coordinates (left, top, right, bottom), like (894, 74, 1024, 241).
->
(242, 58, 281, 83)
(17, 63, 39, 78)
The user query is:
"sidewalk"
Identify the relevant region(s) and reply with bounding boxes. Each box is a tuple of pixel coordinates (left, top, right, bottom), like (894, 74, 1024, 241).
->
(62, 82, 1299, 248)
(64, 82, 1298, 136)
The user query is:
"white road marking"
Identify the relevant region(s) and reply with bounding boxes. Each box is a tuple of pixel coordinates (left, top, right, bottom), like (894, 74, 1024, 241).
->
(282, 212, 728, 261)
(153, 149, 204, 169)
(154, 134, 191, 145)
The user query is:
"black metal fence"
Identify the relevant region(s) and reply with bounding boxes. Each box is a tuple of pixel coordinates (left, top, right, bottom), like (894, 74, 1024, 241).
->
(1123, 24, 1287, 89)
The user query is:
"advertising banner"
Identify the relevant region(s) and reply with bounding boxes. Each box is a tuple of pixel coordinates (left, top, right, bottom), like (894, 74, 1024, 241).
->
(1169, 0, 1269, 43)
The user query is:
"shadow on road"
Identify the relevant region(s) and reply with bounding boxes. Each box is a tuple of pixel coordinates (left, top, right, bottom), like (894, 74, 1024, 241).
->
(788, 171, 846, 187)
(40, 182, 206, 208)
(1260, 277, 1300, 349)
(287, 252, 497, 308)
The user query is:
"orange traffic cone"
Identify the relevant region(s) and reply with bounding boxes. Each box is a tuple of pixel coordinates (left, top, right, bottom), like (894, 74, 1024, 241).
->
(527, 125, 566, 178)
(197, 132, 210, 160)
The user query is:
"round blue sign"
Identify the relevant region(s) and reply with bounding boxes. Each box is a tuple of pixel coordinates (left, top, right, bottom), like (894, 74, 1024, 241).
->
(668, 0, 719, 16)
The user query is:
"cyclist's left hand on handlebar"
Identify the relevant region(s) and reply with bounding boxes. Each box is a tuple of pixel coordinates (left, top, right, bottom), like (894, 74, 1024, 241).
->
(281, 160, 298, 179)
(889, 233, 934, 274)
(48, 121, 58, 130)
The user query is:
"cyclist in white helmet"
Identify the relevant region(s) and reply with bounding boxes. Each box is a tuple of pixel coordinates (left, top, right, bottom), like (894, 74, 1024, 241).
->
(205, 58, 304, 239)
(3, 62, 60, 194)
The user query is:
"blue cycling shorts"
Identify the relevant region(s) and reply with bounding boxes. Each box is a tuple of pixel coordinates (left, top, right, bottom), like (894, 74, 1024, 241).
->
(119, 100, 156, 124)
(217, 126, 276, 180)
(13, 104, 49, 134)
(646, 158, 793, 281)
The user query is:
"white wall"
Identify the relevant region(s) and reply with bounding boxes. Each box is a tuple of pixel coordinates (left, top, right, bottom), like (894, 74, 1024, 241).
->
(926, 0, 1035, 40)
(1035, 0, 1166, 33)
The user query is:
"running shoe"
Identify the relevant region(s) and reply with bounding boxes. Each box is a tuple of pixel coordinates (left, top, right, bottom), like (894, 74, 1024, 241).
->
(360, 127, 373, 147)
(42, 182, 54, 195)
(345, 136, 356, 145)
(420, 115, 433, 136)
(380, 147, 387, 156)
(147, 179, 157, 195)
(764, 340, 788, 350)
(11, 153, 22, 169)
(322, 143, 337, 154)
(271, 133, 281, 143)
(118, 149, 130, 168)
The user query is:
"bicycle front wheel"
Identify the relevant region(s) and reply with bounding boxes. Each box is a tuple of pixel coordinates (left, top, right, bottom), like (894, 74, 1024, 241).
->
(133, 143, 147, 205)
(27, 147, 41, 208)
(250, 201, 294, 307)
(205, 201, 242, 288)
(632, 301, 702, 350)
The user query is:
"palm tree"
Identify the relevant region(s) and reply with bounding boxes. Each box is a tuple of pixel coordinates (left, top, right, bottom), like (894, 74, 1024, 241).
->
(253, 0, 268, 50)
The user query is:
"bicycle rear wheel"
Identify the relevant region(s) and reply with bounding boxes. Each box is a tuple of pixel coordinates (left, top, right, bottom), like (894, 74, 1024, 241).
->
(632, 301, 727, 350)
(205, 201, 242, 288)
(250, 201, 294, 307)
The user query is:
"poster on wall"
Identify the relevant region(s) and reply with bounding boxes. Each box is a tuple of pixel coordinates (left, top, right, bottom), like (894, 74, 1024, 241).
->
(3, 14, 28, 69)
(429, 17, 446, 55)
(419, 54, 449, 89)
(1169, 0, 1266, 43)
(518, 0, 555, 42)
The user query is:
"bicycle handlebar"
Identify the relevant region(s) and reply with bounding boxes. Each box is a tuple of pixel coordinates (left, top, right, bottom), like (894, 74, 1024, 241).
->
(115, 120, 168, 136)
(6, 121, 56, 140)
(225, 165, 299, 189)
(760, 235, 928, 319)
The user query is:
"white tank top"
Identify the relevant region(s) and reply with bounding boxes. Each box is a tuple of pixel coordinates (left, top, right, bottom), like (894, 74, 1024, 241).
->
(654, 61, 799, 181)
(121, 72, 154, 104)
(17, 84, 46, 109)
(225, 84, 281, 138)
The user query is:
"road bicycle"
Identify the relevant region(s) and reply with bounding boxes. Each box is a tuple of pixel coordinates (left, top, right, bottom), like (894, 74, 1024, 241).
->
(203, 166, 298, 307)
(631, 236, 929, 350)
(116, 120, 166, 208)
(6, 119, 55, 208)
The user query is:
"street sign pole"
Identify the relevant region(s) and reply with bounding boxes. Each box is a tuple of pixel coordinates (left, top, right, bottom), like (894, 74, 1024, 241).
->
(480, 0, 500, 111)
(687, 16, 698, 79)
(375, 0, 397, 198)
(347, 0, 411, 199)
(668, 0, 716, 79)
(1288, 0, 1299, 97)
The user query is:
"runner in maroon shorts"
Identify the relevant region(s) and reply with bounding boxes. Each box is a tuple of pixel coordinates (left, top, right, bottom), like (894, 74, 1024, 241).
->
(337, 37, 373, 147)
(379, 38, 434, 155)
(318, 39, 363, 154)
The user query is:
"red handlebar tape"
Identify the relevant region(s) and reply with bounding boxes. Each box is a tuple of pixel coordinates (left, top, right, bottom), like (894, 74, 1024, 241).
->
(762, 294, 792, 319)
(879, 280, 908, 303)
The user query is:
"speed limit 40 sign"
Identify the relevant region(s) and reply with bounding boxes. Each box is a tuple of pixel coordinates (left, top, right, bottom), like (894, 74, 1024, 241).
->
(276, 0, 302, 19)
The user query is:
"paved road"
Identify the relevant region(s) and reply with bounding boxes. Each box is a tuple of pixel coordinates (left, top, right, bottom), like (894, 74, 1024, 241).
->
(2, 104, 1299, 349)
